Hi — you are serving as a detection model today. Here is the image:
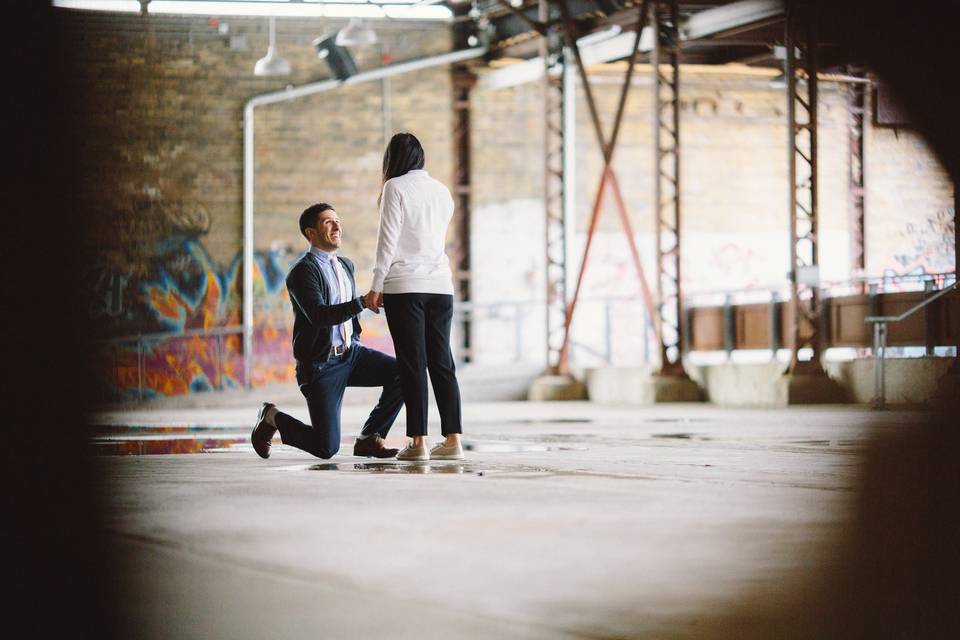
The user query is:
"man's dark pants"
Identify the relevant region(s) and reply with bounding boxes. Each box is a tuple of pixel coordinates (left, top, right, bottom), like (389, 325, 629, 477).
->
(273, 344, 403, 459)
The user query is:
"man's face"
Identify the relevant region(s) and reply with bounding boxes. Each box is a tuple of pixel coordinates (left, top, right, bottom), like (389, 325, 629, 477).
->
(309, 208, 342, 251)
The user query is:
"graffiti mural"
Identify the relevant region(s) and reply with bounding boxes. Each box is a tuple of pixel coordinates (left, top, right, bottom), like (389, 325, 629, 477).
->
(89, 238, 279, 400)
(883, 207, 956, 278)
(89, 235, 396, 400)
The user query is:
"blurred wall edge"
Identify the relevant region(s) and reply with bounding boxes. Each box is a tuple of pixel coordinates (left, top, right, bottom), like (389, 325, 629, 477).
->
(3, 3, 116, 638)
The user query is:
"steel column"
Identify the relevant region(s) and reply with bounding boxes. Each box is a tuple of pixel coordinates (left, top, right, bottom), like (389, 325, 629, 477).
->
(452, 64, 476, 363)
(542, 0, 569, 374)
(653, 0, 687, 377)
(785, 2, 824, 374)
(847, 66, 866, 284)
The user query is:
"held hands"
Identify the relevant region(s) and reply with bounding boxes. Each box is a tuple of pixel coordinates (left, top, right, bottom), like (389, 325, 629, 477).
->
(364, 290, 384, 314)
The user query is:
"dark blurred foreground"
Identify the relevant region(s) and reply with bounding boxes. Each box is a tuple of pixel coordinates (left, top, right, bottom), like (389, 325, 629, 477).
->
(4, 2, 958, 637)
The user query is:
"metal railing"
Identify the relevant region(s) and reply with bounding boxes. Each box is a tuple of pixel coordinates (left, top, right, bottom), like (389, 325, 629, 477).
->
(93, 325, 245, 401)
(864, 281, 958, 409)
(91, 275, 956, 402)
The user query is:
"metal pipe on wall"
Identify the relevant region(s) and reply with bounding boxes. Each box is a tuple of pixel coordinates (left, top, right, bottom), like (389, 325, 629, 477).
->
(241, 46, 488, 388)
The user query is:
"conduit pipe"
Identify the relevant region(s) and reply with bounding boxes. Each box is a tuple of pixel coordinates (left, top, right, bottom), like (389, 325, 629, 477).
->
(242, 46, 487, 387)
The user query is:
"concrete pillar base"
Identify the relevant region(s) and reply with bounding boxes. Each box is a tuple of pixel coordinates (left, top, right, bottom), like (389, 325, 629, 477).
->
(933, 367, 960, 407)
(777, 373, 847, 405)
(527, 375, 586, 401)
(649, 375, 703, 403)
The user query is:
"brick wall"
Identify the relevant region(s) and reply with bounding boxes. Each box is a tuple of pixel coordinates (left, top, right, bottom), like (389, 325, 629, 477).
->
(68, 7, 953, 390)
(470, 65, 954, 367)
(64, 11, 453, 398)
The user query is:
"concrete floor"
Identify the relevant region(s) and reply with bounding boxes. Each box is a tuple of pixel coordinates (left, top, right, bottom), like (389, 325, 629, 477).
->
(94, 401, 925, 639)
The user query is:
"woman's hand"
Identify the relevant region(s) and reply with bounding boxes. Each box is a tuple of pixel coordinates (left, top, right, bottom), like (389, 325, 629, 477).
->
(364, 290, 384, 314)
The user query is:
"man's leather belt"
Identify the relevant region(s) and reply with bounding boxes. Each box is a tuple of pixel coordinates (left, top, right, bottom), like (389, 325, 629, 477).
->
(329, 344, 348, 358)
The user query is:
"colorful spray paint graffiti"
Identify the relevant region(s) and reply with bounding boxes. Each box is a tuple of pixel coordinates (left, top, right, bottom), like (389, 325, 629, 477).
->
(882, 208, 956, 282)
(90, 239, 395, 400)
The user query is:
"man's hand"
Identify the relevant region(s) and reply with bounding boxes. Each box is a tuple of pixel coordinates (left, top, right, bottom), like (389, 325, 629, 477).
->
(364, 290, 383, 314)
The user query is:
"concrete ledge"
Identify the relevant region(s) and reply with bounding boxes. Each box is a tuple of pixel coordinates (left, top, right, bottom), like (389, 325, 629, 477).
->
(778, 373, 847, 405)
(651, 375, 704, 402)
(586, 357, 956, 407)
(584, 367, 703, 404)
(527, 375, 587, 401)
(824, 357, 956, 405)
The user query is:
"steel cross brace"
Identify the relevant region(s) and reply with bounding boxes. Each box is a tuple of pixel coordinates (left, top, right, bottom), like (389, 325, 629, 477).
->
(555, 0, 656, 373)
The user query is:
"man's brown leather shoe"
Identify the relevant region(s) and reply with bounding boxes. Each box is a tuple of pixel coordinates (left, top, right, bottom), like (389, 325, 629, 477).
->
(251, 402, 278, 459)
(353, 435, 399, 459)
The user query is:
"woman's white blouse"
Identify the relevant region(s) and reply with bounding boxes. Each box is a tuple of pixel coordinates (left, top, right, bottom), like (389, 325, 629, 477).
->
(372, 169, 456, 295)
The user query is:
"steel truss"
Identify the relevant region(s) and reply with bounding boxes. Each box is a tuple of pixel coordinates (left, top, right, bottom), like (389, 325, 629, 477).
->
(541, 0, 569, 374)
(452, 64, 476, 362)
(785, 2, 824, 374)
(652, 0, 687, 377)
(847, 65, 866, 285)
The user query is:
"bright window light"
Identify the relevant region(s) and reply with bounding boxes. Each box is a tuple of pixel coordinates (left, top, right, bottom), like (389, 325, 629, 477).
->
(53, 1, 453, 20)
(384, 5, 452, 19)
(53, 1, 140, 12)
(320, 4, 385, 19)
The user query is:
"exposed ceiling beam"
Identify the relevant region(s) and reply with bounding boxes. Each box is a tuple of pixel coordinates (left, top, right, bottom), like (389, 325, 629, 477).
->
(480, 0, 783, 90)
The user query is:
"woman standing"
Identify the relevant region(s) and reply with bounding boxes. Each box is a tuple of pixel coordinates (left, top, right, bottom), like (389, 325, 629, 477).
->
(365, 132, 464, 461)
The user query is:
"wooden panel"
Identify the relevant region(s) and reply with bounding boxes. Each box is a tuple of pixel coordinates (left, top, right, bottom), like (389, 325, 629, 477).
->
(736, 304, 770, 350)
(830, 295, 870, 347)
(686, 290, 958, 353)
(690, 306, 724, 351)
(939, 292, 960, 345)
(881, 292, 927, 345)
(778, 300, 813, 347)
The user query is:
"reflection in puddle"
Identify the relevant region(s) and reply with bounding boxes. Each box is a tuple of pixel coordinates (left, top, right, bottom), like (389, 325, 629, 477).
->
(498, 418, 593, 425)
(288, 462, 656, 482)
(90, 436, 248, 456)
(463, 441, 585, 453)
(308, 462, 472, 474)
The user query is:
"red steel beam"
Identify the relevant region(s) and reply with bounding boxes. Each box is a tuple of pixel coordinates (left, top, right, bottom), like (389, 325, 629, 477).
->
(556, 0, 655, 371)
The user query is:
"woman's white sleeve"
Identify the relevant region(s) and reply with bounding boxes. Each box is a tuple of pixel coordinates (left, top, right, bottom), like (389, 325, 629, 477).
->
(372, 181, 402, 292)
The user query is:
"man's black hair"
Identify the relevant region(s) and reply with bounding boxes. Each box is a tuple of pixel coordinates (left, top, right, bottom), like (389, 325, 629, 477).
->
(299, 202, 335, 239)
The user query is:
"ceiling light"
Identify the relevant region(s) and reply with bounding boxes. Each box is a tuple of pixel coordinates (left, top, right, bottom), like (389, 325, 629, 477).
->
(254, 17, 291, 77)
(335, 18, 379, 46)
(313, 33, 359, 80)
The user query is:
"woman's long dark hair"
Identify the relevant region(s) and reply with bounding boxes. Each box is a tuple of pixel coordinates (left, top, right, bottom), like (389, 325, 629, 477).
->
(379, 132, 425, 205)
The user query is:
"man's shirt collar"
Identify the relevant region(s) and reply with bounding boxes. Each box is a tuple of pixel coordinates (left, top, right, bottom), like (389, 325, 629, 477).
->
(308, 246, 337, 264)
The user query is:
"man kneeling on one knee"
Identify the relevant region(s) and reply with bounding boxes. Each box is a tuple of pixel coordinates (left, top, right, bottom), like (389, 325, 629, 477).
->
(251, 202, 403, 460)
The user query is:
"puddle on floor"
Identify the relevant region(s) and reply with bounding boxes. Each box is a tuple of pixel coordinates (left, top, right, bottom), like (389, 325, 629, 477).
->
(273, 461, 661, 482)
(463, 441, 586, 452)
(499, 418, 593, 425)
(651, 433, 713, 441)
(287, 461, 559, 477)
(90, 436, 248, 456)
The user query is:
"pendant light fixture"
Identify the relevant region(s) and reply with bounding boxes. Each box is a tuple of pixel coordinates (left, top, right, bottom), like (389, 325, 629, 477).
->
(335, 17, 378, 47)
(254, 16, 291, 77)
